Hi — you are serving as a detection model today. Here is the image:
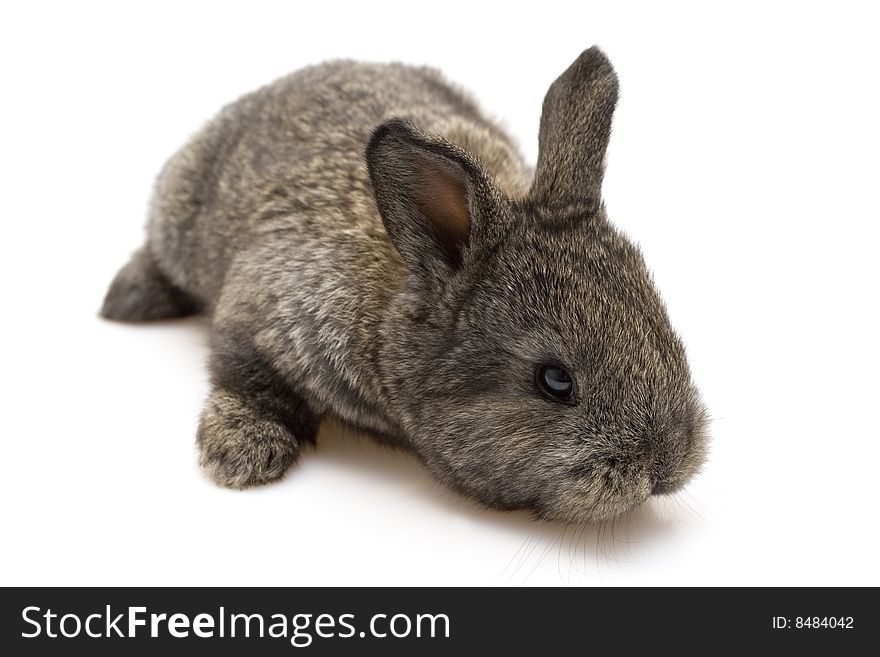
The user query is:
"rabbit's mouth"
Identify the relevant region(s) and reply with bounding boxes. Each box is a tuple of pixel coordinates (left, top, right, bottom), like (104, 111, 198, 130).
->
(547, 469, 654, 523)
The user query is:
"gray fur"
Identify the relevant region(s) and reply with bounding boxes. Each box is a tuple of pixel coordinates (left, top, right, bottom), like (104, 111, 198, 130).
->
(102, 48, 708, 522)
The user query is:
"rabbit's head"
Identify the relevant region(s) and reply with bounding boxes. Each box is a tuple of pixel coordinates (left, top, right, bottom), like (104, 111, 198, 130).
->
(367, 47, 708, 522)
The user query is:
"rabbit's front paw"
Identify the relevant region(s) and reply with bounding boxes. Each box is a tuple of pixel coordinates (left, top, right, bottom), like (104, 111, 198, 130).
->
(197, 389, 300, 489)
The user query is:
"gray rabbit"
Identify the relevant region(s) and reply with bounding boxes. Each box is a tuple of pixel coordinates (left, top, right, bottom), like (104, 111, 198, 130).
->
(102, 47, 708, 522)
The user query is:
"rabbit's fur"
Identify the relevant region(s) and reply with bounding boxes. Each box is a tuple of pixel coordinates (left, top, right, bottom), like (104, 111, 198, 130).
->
(103, 48, 708, 522)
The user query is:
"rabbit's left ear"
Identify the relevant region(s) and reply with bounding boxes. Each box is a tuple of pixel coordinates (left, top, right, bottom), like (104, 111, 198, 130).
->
(530, 46, 619, 209)
(366, 119, 507, 277)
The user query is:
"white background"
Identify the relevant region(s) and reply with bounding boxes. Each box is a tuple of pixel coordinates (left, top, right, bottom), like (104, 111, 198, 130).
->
(1, 1, 878, 586)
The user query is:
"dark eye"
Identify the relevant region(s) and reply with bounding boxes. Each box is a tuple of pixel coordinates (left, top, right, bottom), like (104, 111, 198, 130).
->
(535, 363, 576, 403)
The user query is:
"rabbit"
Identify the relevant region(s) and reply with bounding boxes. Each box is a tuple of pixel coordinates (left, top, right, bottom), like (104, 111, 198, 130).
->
(102, 47, 708, 522)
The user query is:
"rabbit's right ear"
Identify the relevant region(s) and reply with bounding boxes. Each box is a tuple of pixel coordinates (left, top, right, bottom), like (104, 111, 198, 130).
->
(366, 119, 506, 278)
(530, 47, 619, 209)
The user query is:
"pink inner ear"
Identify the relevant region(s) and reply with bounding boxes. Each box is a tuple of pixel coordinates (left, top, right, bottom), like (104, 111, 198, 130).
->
(411, 155, 471, 260)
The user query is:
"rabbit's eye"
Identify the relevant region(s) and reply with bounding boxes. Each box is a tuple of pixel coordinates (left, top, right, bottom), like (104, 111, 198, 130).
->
(535, 363, 576, 403)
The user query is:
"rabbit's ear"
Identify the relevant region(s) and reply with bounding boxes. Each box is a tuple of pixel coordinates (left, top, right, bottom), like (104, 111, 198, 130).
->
(366, 119, 504, 276)
(530, 47, 619, 209)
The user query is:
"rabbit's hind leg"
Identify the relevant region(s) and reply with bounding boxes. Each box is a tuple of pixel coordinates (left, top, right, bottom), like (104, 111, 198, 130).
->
(100, 246, 200, 322)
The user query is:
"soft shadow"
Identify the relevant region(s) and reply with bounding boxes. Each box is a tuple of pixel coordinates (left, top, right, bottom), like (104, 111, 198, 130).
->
(310, 416, 703, 584)
(96, 312, 210, 331)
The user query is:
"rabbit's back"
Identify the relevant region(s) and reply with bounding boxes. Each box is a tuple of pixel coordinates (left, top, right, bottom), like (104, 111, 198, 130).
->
(147, 61, 529, 303)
